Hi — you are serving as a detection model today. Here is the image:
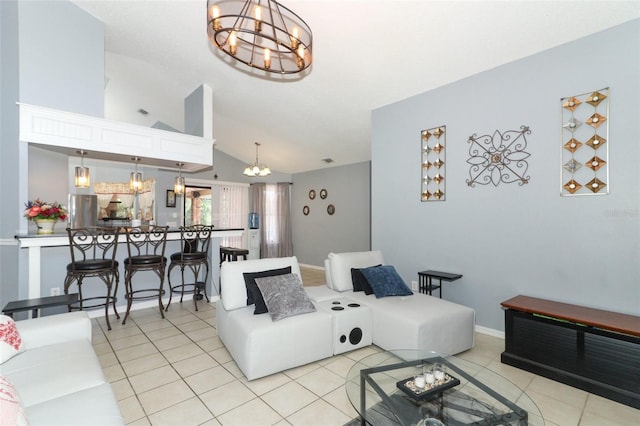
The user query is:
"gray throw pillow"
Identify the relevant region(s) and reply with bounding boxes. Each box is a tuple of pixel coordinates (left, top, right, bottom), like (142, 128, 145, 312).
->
(254, 273, 316, 321)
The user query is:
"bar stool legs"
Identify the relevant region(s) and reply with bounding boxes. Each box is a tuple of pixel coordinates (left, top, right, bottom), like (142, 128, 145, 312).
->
(64, 227, 120, 331)
(166, 225, 213, 312)
(122, 226, 169, 325)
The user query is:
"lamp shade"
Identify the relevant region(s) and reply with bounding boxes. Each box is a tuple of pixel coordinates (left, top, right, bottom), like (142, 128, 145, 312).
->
(174, 176, 185, 195)
(75, 166, 90, 188)
(130, 171, 142, 191)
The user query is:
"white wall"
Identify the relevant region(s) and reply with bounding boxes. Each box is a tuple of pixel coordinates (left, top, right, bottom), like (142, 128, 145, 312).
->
(371, 20, 640, 331)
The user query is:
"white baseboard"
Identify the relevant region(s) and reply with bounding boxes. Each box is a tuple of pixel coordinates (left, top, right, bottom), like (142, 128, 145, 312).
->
(84, 295, 220, 320)
(299, 263, 324, 270)
(475, 325, 505, 339)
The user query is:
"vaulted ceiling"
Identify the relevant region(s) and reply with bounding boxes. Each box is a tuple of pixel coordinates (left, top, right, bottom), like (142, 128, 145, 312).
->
(72, 0, 640, 174)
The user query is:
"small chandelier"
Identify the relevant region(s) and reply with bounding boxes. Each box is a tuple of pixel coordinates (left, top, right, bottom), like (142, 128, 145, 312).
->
(74, 150, 90, 188)
(174, 163, 185, 195)
(130, 157, 143, 192)
(243, 142, 271, 177)
(207, 0, 313, 75)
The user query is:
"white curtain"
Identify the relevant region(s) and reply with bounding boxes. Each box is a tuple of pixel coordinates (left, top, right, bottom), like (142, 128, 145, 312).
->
(94, 178, 155, 221)
(96, 194, 111, 220)
(218, 184, 249, 248)
(118, 194, 135, 219)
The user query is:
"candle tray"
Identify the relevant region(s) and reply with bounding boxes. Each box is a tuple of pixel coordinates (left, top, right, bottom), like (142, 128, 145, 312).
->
(396, 374, 460, 401)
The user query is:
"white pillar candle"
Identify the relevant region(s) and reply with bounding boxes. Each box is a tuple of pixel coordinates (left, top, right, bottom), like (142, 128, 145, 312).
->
(425, 372, 435, 384)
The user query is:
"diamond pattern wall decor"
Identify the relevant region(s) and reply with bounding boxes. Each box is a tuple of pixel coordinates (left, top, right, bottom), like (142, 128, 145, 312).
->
(421, 126, 446, 201)
(561, 88, 609, 196)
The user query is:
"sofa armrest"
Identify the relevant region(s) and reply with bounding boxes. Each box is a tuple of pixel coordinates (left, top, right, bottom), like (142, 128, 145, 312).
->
(16, 311, 92, 350)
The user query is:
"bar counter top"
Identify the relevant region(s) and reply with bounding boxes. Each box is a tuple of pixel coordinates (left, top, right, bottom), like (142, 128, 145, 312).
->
(15, 228, 244, 248)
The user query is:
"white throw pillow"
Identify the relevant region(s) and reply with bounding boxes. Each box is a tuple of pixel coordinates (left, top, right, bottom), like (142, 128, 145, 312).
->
(0, 315, 23, 364)
(0, 375, 29, 426)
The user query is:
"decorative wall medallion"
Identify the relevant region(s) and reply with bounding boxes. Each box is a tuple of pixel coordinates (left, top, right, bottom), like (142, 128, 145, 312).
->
(421, 125, 446, 201)
(308, 189, 316, 200)
(319, 189, 328, 199)
(327, 204, 335, 215)
(466, 126, 531, 187)
(561, 88, 609, 196)
(303, 205, 310, 215)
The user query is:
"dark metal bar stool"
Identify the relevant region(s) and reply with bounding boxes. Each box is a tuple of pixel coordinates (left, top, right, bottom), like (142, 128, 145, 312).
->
(220, 246, 249, 263)
(166, 225, 212, 312)
(122, 225, 169, 324)
(64, 227, 120, 330)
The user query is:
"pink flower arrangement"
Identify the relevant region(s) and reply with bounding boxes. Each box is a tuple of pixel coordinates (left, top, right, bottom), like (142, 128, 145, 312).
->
(23, 199, 67, 221)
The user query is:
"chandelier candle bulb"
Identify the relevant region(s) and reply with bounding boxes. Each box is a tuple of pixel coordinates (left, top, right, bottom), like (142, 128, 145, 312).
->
(254, 6, 262, 32)
(211, 5, 221, 30)
(296, 45, 305, 69)
(229, 31, 237, 55)
(291, 27, 300, 49)
(264, 48, 271, 69)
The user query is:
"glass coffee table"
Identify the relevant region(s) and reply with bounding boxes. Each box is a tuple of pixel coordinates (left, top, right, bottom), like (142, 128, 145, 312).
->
(346, 349, 543, 426)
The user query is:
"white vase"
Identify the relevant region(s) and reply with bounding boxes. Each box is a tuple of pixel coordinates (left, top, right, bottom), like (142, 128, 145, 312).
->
(35, 219, 57, 234)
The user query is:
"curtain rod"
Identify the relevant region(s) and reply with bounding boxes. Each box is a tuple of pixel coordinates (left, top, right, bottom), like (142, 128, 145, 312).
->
(249, 182, 293, 185)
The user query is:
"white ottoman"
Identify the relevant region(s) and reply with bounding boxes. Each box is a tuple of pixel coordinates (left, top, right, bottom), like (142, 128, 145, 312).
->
(317, 297, 373, 355)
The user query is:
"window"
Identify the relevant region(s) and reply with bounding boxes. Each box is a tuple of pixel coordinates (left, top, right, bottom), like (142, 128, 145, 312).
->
(183, 185, 212, 227)
(217, 184, 248, 247)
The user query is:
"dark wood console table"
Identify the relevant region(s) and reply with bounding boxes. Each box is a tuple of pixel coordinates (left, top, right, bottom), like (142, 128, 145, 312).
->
(501, 295, 640, 409)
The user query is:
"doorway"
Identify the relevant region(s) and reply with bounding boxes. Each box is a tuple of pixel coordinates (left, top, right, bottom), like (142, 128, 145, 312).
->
(184, 185, 212, 226)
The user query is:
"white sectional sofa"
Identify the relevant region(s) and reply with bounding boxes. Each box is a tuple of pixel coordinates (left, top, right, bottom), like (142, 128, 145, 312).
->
(312, 250, 476, 356)
(218, 252, 475, 381)
(0, 311, 124, 425)
(217, 256, 334, 380)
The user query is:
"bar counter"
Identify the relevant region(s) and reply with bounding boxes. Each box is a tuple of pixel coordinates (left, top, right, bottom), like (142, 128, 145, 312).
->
(15, 228, 244, 301)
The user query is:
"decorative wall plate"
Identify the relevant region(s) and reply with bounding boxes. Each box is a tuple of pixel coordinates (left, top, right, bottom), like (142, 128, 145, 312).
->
(319, 189, 328, 199)
(327, 204, 335, 215)
(303, 205, 310, 215)
(308, 189, 316, 200)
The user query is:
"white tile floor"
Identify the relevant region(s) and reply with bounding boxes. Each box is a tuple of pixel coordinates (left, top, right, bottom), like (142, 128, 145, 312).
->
(92, 300, 640, 426)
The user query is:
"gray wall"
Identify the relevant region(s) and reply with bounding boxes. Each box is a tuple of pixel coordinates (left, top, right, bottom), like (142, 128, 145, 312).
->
(0, 0, 105, 308)
(0, 1, 22, 306)
(371, 19, 640, 332)
(292, 162, 371, 266)
(17, 0, 105, 117)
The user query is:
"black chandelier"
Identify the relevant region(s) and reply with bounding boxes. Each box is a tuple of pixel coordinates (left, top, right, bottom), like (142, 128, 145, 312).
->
(207, 0, 313, 74)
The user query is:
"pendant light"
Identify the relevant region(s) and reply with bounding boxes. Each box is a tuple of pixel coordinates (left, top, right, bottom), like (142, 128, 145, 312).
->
(207, 0, 313, 75)
(174, 163, 185, 195)
(243, 142, 271, 177)
(130, 157, 143, 192)
(74, 150, 90, 188)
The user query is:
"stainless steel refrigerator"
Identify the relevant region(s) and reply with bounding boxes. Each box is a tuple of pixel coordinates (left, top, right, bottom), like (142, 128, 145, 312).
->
(67, 194, 98, 228)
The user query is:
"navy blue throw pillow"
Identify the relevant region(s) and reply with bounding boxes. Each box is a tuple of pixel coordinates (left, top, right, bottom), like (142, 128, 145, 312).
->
(360, 265, 413, 298)
(351, 266, 379, 295)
